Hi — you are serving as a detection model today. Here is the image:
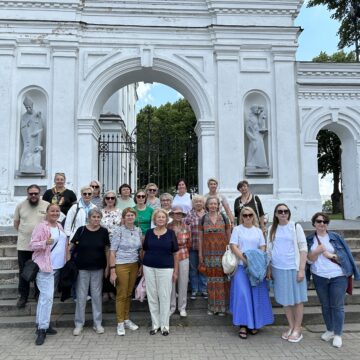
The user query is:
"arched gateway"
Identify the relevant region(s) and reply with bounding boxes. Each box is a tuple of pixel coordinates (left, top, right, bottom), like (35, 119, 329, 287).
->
(1, 1, 360, 224)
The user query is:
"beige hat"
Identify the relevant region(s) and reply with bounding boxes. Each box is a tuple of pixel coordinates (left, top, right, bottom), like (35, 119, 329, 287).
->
(169, 206, 186, 218)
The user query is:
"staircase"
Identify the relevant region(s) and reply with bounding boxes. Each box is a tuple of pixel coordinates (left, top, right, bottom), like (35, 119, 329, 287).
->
(1, 224, 360, 329)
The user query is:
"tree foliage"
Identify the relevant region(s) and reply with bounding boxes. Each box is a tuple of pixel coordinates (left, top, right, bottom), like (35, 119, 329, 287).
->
(307, 0, 360, 60)
(136, 99, 198, 193)
(312, 50, 356, 62)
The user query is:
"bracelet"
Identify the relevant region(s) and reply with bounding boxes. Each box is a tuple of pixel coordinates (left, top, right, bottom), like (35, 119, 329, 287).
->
(109, 265, 116, 269)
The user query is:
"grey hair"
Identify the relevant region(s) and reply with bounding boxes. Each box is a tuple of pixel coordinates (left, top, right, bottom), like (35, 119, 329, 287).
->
(88, 207, 103, 218)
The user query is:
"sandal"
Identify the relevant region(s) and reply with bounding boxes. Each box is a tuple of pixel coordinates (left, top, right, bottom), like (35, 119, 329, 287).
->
(238, 327, 248, 339)
(288, 330, 303, 343)
(249, 329, 259, 335)
(281, 328, 293, 340)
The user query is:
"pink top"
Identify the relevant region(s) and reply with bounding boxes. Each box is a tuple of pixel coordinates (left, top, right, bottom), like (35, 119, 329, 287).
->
(30, 221, 65, 273)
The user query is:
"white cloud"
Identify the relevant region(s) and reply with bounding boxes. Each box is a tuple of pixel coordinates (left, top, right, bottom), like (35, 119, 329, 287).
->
(137, 82, 153, 100)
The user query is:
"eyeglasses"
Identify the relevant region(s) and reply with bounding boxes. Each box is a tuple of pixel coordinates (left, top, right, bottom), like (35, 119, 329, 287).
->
(161, 199, 171, 202)
(105, 197, 115, 200)
(137, 195, 146, 198)
(147, 189, 157, 192)
(91, 185, 99, 189)
(28, 193, 40, 196)
(242, 213, 253, 218)
(315, 219, 329, 225)
(277, 209, 289, 215)
(82, 193, 92, 196)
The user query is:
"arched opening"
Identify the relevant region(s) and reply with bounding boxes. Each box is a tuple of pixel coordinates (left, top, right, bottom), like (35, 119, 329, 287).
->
(316, 129, 343, 218)
(316, 121, 360, 220)
(79, 59, 211, 195)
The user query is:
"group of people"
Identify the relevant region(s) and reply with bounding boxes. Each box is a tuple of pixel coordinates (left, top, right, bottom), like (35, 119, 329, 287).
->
(13, 174, 360, 349)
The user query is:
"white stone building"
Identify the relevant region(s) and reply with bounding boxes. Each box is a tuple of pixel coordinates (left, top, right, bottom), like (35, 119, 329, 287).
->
(0, 0, 360, 225)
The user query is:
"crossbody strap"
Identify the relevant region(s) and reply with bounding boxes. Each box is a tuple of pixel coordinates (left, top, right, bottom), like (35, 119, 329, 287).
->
(314, 231, 340, 265)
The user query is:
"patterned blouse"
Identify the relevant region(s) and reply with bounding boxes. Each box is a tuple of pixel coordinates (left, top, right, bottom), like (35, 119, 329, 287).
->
(167, 221, 191, 261)
(101, 208, 121, 241)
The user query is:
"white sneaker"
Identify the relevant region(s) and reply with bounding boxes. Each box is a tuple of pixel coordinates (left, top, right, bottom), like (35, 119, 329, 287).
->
(179, 309, 187, 317)
(124, 319, 139, 331)
(117, 322, 125, 336)
(93, 325, 105, 334)
(73, 326, 83, 336)
(321, 331, 334, 342)
(332, 335, 342, 348)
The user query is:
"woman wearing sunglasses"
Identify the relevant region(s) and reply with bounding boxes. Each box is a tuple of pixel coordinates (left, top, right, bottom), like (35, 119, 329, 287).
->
(145, 183, 161, 210)
(230, 207, 273, 339)
(267, 203, 308, 343)
(306, 212, 360, 348)
(64, 186, 97, 241)
(101, 190, 121, 301)
(133, 189, 154, 237)
(89, 180, 102, 209)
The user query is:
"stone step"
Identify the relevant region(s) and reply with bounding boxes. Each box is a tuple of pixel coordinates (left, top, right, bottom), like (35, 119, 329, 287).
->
(1, 304, 360, 329)
(0, 257, 17, 270)
(0, 270, 18, 284)
(0, 245, 17, 257)
(1, 288, 360, 316)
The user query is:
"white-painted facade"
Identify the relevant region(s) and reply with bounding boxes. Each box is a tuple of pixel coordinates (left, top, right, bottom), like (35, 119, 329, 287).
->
(0, 0, 360, 225)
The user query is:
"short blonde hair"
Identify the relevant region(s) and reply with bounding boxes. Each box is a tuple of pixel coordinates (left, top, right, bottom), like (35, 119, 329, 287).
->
(152, 208, 169, 225)
(239, 206, 259, 227)
(191, 194, 205, 208)
(122, 207, 137, 218)
(207, 177, 218, 186)
(145, 183, 158, 191)
(205, 195, 220, 212)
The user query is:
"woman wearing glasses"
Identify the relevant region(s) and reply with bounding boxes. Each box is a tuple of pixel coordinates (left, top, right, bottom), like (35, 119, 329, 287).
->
(101, 190, 121, 301)
(306, 212, 360, 348)
(266, 204, 308, 343)
(133, 189, 154, 237)
(145, 183, 161, 210)
(89, 180, 102, 209)
(230, 207, 273, 339)
(64, 186, 97, 241)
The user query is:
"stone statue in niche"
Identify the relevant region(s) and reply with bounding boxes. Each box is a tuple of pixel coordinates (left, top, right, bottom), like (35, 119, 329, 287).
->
(19, 96, 44, 174)
(245, 105, 269, 174)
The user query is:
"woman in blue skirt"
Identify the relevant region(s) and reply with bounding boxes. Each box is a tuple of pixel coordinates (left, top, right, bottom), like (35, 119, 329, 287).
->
(267, 203, 308, 343)
(230, 207, 273, 339)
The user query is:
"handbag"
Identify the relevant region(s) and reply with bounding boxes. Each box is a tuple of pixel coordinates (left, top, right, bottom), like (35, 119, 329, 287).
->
(21, 232, 60, 283)
(135, 276, 146, 302)
(222, 245, 238, 275)
(21, 259, 39, 282)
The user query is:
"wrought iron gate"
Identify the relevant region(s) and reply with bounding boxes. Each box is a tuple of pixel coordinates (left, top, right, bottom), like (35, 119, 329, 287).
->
(98, 132, 198, 195)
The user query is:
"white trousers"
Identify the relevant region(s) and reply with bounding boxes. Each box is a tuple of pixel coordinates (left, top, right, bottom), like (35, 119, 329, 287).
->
(143, 265, 173, 332)
(171, 258, 189, 312)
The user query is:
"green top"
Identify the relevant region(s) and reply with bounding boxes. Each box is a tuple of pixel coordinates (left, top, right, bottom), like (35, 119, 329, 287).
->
(117, 197, 136, 212)
(133, 205, 153, 236)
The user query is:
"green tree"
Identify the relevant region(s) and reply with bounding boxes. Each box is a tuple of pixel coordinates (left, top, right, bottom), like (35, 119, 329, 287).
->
(136, 99, 198, 193)
(317, 130, 342, 214)
(312, 50, 356, 62)
(307, 0, 360, 61)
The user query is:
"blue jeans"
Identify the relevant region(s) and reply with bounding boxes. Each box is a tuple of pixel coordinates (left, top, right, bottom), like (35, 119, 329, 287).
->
(189, 250, 207, 293)
(36, 270, 59, 330)
(312, 273, 348, 335)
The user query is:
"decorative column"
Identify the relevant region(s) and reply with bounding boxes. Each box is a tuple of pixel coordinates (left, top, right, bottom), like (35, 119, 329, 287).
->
(50, 42, 78, 190)
(215, 47, 243, 192)
(273, 51, 301, 198)
(0, 41, 16, 205)
(77, 117, 101, 189)
(195, 119, 216, 194)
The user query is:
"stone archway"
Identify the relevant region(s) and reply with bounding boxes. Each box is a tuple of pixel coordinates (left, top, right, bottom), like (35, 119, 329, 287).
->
(76, 54, 215, 193)
(302, 108, 360, 219)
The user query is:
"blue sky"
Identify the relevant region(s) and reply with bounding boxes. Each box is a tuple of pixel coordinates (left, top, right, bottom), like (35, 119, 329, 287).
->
(136, 2, 342, 111)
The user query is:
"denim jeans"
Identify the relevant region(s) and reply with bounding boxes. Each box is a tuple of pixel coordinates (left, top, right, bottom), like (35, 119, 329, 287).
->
(189, 250, 207, 293)
(312, 273, 348, 335)
(36, 270, 58, 330)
